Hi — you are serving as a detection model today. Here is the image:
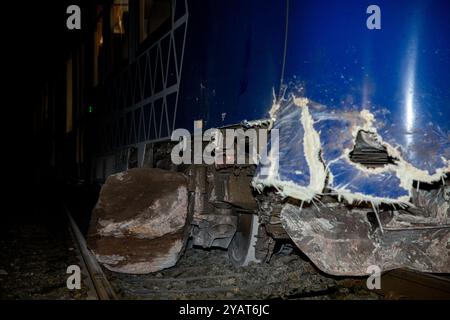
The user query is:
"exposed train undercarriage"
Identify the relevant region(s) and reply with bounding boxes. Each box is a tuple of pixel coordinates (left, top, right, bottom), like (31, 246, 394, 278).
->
(87, 117, 450, 277)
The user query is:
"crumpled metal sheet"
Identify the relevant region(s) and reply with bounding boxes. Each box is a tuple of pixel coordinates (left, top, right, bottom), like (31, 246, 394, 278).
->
(255, 100, 309, 186)
(411, 187, 450, 223)
(254, 0, 450, 203)
(282, 0, 450, 176)
(312, 108, 411, 202)
(253, 0, 450, 276)
(254, 97, 449, 203)
(281, 203, 450, 276)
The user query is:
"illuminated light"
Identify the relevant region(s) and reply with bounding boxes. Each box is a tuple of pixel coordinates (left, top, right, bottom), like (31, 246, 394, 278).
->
(88, 106, 93, 113)
(405, 73, 415, 133)
(403, 38, 418, 135)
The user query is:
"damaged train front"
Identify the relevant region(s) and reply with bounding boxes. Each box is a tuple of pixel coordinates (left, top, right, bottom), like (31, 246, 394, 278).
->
(253, 0, 450, 276)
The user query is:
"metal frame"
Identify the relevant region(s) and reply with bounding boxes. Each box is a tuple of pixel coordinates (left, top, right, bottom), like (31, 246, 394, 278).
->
(94, 0, 188, 178)
(98, 0, 188, 155)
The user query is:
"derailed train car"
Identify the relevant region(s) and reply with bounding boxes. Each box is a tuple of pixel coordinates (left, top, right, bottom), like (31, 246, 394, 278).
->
(86, 0, 450, 276)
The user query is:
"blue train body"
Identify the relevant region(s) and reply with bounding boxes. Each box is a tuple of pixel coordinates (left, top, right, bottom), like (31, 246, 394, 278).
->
(175, 0, 286, 130)
(86, 0, 449, 275)
(100, 1, 450, 201)
(178, 0, 450, 203)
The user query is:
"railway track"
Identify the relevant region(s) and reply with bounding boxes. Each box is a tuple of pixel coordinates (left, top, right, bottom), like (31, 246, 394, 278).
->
(378, 269, 450, 300)
(65, 206, 117, 300)
(64, 205, 450, 300)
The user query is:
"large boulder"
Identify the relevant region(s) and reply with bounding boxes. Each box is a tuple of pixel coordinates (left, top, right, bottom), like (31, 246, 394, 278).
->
(87, 168, 190, 274)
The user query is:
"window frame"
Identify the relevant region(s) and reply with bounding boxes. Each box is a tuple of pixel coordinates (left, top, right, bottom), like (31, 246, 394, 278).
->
(136, 0, 173, 55)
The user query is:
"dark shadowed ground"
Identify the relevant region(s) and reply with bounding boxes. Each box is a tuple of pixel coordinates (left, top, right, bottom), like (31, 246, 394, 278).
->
(0, 185, 379, 300)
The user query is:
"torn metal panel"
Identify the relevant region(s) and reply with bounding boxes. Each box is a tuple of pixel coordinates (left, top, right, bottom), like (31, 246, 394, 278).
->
(253, 0, 450, 276)
(408, 186, 450, 226)
(253, 98, 326, 202)
(311, 107, 412, 203)
(256, 0, 450, 204)
(312, 105, 449, 203)
(281, 202, 450, 276)
(254, 97, 449, 204)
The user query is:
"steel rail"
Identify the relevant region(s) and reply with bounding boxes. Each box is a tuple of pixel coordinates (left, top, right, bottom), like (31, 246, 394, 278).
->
(64, 205, 117, 300)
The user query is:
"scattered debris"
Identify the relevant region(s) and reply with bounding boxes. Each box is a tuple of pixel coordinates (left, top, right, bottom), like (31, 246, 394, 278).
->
(281, 200, 450, 276)
(106, 247, 379, 300)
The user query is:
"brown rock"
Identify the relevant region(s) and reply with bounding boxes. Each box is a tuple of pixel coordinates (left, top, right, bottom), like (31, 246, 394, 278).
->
(87, 168, 190, 274)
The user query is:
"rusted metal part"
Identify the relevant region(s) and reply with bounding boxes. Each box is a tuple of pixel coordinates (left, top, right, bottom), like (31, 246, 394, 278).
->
(192, 165, 208, 217)
(87, 168, 190, 274)
(254, 223, 275, 262)
(190, 165, 238, 249)
(191, 203, 237, 249)
(382, 186, 450, 229)
(256, 192, 290, 240)
(411, 186, 450, 224)
(189, 163, 256, 250)
(207, 166, 257, 210)
(281, 202, 450, 276)
(222, 173, 257, 210)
